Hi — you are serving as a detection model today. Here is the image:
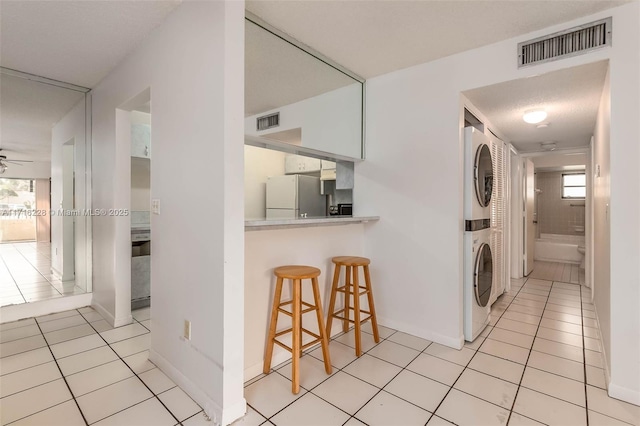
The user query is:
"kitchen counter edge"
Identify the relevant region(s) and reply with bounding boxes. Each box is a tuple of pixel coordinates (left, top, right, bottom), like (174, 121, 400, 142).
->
(245, 216, 379, 231)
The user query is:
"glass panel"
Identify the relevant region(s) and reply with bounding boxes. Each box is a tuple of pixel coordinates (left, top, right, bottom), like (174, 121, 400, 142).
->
(564, 174, 586, 186)
(0, 178, 36, 242)
(245, 19, 363, 159)
(474, 144, 493, 207)
(1, 72, 91, 303)
(475, 243, 493, 307)
(563, 186, 586, 198)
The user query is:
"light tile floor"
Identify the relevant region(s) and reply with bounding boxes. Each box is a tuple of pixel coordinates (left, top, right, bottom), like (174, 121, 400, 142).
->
(0, 306, 207, 425)
(2, 278, 640, 425)
(0, 242, 84, 307)
(530, 261, 585, 285)
(245, 276, 639, 426)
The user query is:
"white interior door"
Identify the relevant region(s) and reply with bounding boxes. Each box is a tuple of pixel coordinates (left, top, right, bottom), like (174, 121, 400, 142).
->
(523, 159, 535, 276)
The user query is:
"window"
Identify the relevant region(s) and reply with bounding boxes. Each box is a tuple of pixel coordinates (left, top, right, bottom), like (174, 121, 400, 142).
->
(562, 173, 586, 199)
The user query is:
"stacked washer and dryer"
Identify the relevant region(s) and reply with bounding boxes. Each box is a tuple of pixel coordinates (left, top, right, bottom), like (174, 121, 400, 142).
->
(463, 127, 495, 342)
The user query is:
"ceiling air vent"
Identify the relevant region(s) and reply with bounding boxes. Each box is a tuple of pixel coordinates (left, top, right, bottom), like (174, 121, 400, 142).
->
(518, 17, 612, 68)
(256, 112, 279, 131)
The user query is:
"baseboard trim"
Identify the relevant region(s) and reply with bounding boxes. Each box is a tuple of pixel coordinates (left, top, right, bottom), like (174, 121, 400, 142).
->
(0, 293, 93, 323)
(608, 382, 640, 406)
(376, 315, 464, 349)
(150, 349, 246, 425)
(92, 302, 132, 328)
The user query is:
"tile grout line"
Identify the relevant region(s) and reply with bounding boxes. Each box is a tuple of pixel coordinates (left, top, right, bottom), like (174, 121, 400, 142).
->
(258, 327, 404, 424)
(423, 277, 533, 425)
(81, 309, 184, 426)
(505, 278, 557, 425)
(580, 284, 590, 426)
(0, 248, 27, 305)
(29, 308, 91, 426)
(346, 339, 431, 424)
(12, 241, 62, 300)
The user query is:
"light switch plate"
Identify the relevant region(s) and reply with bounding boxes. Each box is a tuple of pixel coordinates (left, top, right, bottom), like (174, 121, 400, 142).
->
(152, 199, 160, 215)
(184, 320, 191, 340)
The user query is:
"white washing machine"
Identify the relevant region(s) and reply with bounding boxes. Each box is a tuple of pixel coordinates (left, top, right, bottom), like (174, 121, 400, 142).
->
(463, 126, 494, 341)
(464, 127, 493, 222)
(464, 228, 493, 341)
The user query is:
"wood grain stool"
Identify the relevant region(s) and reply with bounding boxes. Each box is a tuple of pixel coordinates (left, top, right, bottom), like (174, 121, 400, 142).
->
(263, 265, 332, 394)
(326, 256, 380, 356)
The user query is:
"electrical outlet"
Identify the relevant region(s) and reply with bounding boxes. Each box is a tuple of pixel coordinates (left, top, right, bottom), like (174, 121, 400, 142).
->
(152, 199, 160, 215)
(184, 320, 191, 340)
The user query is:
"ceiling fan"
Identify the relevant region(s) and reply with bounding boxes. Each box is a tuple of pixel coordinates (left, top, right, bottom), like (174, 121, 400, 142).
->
(0, 151, 33, 174)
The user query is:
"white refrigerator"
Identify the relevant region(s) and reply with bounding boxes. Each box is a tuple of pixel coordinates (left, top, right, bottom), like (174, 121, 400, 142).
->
(266, 175, 326, 219)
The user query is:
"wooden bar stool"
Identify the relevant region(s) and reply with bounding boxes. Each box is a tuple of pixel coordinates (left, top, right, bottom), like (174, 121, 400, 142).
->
(326, 256, 380, 356)
(263, 265, 332, 394)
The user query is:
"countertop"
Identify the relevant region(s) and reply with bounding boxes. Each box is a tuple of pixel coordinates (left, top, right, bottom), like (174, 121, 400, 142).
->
(245, 216, 379, 231)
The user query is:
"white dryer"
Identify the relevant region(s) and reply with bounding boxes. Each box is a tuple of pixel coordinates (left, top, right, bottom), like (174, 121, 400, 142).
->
(464, 227, 493, 341)
(464, 127, 494, 222)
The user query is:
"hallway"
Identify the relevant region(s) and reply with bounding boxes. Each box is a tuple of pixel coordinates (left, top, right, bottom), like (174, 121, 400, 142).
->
(530, 261, 585, 285)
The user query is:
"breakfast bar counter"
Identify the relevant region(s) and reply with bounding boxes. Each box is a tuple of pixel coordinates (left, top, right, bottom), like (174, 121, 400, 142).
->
(245, 216, 379, 231)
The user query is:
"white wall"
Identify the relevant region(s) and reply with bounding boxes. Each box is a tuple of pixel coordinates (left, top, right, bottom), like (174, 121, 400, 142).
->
(245, 83, 362, 158)
(51, 98, 90, 291)
(90, 2, 246, 423)
(2, 161, 51, 179)
(244, 145, 285, 219)
(532, 153, 588, 169)
(356, 2, 640, 403)
(593, 65, 611, 383)
(244, 224, 365, 379)
(131, 157, 150, 211)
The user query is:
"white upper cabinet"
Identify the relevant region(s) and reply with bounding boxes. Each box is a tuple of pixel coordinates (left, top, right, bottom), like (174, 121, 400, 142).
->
(285, 155, 321, 174)
(131, 124, 151, 158)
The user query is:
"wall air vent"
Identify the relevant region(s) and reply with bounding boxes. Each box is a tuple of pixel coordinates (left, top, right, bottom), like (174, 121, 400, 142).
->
(518, 17, 612, 68)
(256, 112, 280, 131)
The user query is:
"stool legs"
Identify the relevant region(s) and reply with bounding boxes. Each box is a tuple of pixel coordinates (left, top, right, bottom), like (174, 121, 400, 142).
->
(325, 266, 341, 338)
(291, 279, 301, 394)
(326, 261, 380, 357)
(311, 277, 332, 374)
(343, 266, 352, 332)
(352, 266, 363, 356)
(263, 277, 284, 374)
(264, 272, 332, 395)
(364, 265, 380, 344)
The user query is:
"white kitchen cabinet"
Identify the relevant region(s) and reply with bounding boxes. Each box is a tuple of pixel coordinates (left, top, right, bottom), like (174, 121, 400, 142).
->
(320, 160, 337, 180)
(285, 155, 321, 174)
(131, 124, 151, 158)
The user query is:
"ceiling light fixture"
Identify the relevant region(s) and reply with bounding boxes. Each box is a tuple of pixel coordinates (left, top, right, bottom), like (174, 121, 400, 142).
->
(536, 122, 549, 129)
(523, 110, 547, 124)
(541, 142, 557, 151)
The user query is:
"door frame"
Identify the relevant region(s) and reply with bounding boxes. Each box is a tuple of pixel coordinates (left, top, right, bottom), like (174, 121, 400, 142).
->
(512, 148, 592, 285)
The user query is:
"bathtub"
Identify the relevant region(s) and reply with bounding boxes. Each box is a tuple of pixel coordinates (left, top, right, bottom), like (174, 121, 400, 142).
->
(534, 233, 585, 264)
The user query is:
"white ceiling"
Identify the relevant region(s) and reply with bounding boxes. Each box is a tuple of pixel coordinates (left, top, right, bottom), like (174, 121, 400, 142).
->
(246, 1, 628, 79)
(0, 1, 625, 162)
(1, 1, 182, 88)
(464, 60, 609, 152)
(0, 74, 85, 161)
(0, 1, 180, 162)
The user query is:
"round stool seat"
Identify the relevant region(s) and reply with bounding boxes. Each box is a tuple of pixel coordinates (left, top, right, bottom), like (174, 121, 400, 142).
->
(274, 265, 321, 280)
(331, 256, 371, 267)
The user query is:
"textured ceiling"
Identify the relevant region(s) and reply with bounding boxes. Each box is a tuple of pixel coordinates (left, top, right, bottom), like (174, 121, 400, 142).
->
(464, 60, 609, 152)
(0, 1, 181, 87)
(246, 1, 628, 79)
(0, 74, 85, 161)
(0, 1, 180, 162)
